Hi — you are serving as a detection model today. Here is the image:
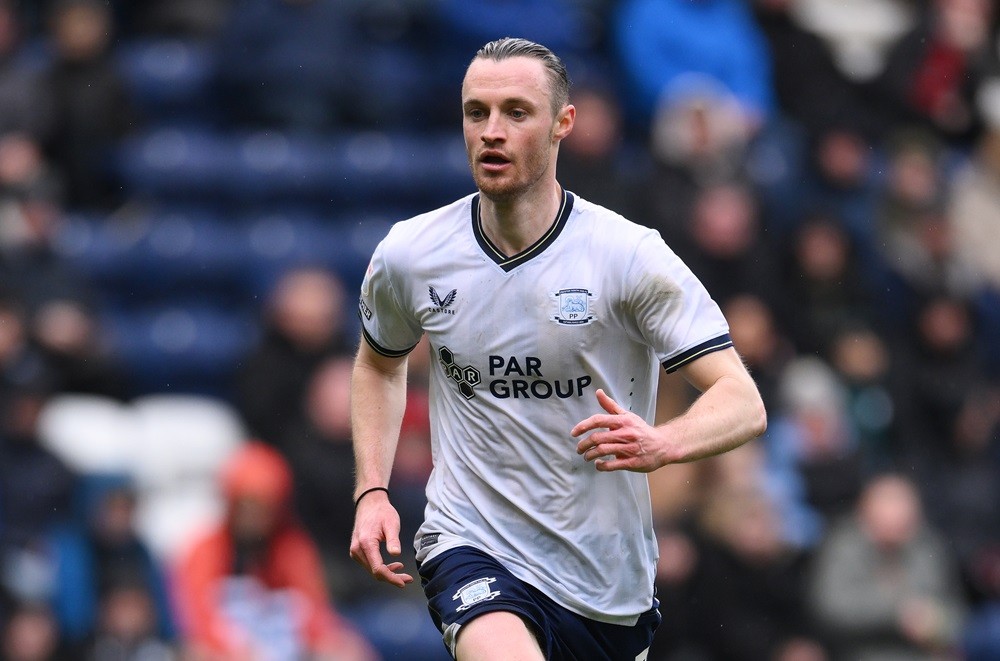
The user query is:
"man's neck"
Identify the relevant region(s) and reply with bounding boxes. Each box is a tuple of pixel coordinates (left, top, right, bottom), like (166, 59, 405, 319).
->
(479, 182, 563, 257)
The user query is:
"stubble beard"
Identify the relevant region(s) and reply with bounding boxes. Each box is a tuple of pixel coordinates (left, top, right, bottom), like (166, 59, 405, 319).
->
(470, 151, 550, 204)
(473, 171, 519, 202)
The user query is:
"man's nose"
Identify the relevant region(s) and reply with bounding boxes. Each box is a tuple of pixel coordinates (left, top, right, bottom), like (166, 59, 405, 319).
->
(482, 114, 505, 142)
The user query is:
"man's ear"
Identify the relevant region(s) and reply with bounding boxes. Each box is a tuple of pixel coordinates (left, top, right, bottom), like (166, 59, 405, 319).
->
(553, 104, 576, 142)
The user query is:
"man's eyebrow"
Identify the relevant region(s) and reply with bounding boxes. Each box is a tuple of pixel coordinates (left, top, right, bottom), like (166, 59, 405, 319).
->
(462, 96, 537, 109)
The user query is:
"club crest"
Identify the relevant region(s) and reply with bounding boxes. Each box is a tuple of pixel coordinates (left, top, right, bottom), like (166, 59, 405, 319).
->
(553, 288, 595, 326)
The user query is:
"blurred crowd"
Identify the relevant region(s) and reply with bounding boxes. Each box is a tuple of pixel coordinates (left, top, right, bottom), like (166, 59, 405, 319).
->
(0, 0, 999, 659)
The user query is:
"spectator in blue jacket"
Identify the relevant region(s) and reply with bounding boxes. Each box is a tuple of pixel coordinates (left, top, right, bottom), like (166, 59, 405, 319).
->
(46, 474, 176, 644)
(614, 0, 776, 130)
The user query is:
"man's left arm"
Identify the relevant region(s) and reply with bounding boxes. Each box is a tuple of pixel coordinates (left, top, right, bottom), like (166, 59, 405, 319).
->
(572, 347, 766, 472)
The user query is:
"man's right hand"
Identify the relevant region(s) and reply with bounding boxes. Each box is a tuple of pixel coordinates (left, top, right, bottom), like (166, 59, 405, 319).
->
(349, 491, 414, 587)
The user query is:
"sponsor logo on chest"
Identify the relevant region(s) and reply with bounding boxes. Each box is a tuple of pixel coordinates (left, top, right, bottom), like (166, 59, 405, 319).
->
(438, 347, 592, 400)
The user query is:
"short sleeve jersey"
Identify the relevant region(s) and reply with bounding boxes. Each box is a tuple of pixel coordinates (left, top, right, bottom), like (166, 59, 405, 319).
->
(359, 191, 731, 626)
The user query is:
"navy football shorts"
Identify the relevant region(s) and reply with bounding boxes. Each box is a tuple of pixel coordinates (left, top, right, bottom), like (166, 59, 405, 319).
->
(417, 545, 661, 660)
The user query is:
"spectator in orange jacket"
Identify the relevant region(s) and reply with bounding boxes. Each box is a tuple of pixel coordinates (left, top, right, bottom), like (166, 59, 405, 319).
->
(173, 441, 377, 661)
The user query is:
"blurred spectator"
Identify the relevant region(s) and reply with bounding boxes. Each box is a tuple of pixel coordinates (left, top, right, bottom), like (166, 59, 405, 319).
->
(827, 324, 900, 472)
(808, 127, 882, 247)
(879, 0, 995, 145)
(42, 0, 134, 211)
(1, 601, 73, 661)
(755, 113, 883, 250)
(213, 0, 360, 130)
(709, 438, 822, 555)
(876, 129, 948, 248)
(0, 134, 64, 291)
(894, 294, 989, 464)
(172, 442, 377, 661)
(0, 135, 86, 312)
(119, 0, 233, 39)
(0, 132, 61, 204)
(723, 293, 796, 414)
(281, 350, 432, 606)
(633, 82, 755, 243)
(558, 81, 645, 215)
(948, 87, 1000, 292)
(672, 181, 784, 308)
(808, 474, 966, 660)
(75, 579, 176, 661)
(0, 1, 54, 140)
(47, 474, 175, 644)
(770, 356, 864, 525)
(647, 518, 701, 661)
(877, 130, 977, 311)
(790, 0, 916, 85)
(751, 0, 885, 139)
(32, 299, 127, 399)
(235, 266, 352, 448)
(914, 385, 1000, 610)
(687, 484, 827, 661)
(0, 385, 77, 601)
(279, 357, 370, 605)
(0, 294, 48, 393)
(883, 209, 977, 311)
(780, 217, 875, 357)
(613, 0, 775, 130)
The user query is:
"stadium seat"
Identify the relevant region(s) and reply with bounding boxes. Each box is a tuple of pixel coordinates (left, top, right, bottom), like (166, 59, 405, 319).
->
(134, 482, 226, 562)
(36, 394, 136, 476)
(129, 394, 245, 560)
(130, 394, 246, 490)
(117, 38, 218, 121)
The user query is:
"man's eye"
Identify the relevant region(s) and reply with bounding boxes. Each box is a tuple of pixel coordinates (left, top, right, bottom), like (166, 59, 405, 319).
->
(468, 109, 486, 120)
(510, 109, 527, 119)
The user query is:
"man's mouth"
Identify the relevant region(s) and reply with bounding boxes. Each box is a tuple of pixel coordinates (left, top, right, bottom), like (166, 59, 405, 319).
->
(480, 152, 510, 167)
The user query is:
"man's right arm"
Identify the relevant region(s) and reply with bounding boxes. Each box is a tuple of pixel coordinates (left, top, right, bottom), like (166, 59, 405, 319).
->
(349, 337, 414, 587)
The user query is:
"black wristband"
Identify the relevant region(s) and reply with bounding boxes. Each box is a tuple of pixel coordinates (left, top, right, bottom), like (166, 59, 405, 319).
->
(354, 486, 389, 509)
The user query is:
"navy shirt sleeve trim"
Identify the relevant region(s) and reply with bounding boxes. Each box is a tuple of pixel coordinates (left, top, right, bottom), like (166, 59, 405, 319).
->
(358, 314, 418, 358)
(661, 334, 733, 373)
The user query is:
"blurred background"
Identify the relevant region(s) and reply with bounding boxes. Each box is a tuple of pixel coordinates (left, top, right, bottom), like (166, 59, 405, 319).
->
(0, 0, 999, 659)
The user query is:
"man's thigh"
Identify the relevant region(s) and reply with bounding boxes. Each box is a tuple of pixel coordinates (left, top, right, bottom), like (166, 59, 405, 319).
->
(455, 611, 545, 660)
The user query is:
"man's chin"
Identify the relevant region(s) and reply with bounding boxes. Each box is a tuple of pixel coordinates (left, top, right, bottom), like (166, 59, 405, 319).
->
(473, 175, 519, 201)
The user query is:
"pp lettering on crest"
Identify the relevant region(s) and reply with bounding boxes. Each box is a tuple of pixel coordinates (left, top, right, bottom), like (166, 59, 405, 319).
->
(553, 288, 595, 326)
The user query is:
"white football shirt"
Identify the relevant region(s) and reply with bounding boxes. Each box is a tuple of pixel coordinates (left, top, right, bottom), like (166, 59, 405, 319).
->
(359, 191, 732, 625)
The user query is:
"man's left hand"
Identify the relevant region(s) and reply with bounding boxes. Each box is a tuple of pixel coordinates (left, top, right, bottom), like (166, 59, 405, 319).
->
(571, 389, 669, 473)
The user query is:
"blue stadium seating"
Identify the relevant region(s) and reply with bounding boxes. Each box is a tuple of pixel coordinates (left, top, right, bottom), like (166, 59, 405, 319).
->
(56, 206, 402, 305)
(101, 302, 259, 396)
(113, 127, 474, 206)
(54, 210, 249, 302)
(117, 39, 218, 121)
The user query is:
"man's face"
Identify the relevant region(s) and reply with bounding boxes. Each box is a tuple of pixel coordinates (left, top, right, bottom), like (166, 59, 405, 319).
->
(461, 56, 573, 201)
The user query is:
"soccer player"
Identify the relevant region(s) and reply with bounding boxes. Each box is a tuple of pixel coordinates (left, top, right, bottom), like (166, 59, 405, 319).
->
(350, 37, 767, 660)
